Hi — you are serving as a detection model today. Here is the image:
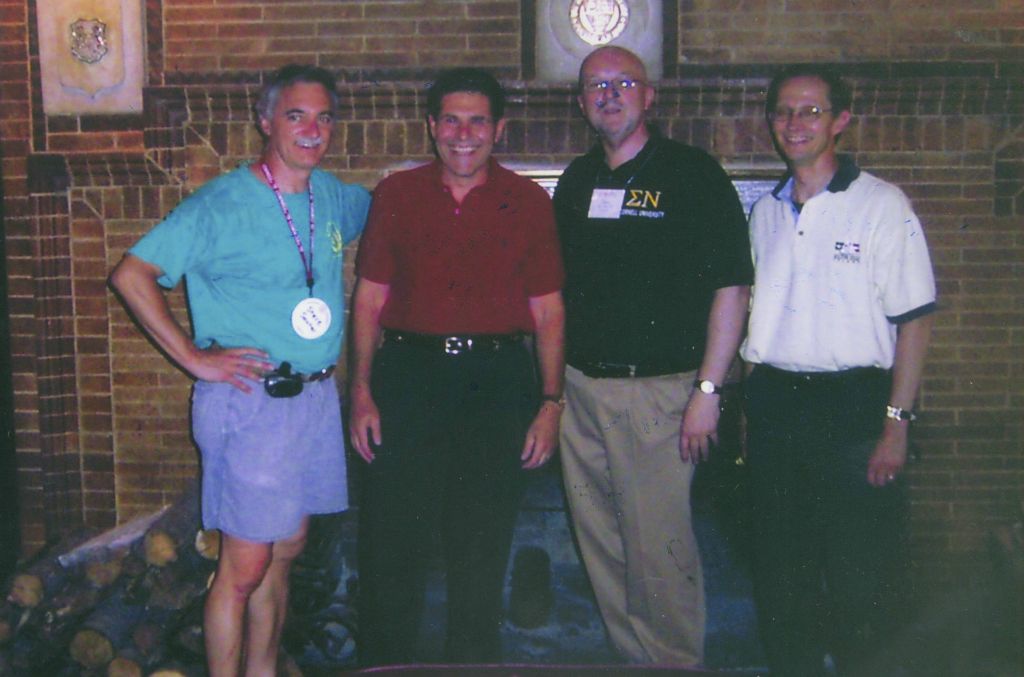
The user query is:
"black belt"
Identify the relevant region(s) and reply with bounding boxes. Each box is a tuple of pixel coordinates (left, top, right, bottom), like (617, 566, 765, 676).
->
(263, 362, 334, 399)
(299, 365, 335, 382)
(382, 329, 523, 355)
(756, 364, 885, 385)
(571, 360, 689, 379)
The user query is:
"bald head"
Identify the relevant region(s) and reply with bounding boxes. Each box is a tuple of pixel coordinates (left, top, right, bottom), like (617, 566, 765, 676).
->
(578, 46, 649, 92)
(576, 45, 655, 163)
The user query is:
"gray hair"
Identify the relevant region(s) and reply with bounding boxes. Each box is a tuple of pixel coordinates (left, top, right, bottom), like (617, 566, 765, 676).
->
(254, 64, 338, 125)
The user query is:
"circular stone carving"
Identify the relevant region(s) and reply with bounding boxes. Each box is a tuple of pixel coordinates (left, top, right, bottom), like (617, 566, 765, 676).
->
(569, 0, 629, 46)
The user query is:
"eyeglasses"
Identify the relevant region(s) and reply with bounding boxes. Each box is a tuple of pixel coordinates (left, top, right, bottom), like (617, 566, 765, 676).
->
(583, 78, 644, 94)
(768, 105, 833, 123)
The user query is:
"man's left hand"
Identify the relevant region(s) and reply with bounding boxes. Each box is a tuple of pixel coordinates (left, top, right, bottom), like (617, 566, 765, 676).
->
(867, 421, 909, 487)
(521, 403, 561, 469)
(680, 392, 720, 463)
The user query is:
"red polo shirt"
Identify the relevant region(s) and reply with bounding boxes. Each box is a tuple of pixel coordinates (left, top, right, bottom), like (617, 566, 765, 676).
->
(356, 159, 564, 334)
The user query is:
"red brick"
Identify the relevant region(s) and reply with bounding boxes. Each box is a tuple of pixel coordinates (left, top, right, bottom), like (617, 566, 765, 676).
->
(48, 133, 121, 153)
(1, 0, 1020, 593)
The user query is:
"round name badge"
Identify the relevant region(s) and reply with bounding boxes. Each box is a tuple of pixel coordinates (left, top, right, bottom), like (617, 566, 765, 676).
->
(291, 297, 332, 340)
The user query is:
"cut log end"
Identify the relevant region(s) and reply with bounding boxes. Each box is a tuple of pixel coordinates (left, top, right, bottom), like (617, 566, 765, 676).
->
(194, 529, 221, 560)
(7, 574, 44, 608)
(144, 530, 178, 567)
(107, 655, 144, 677)
(70, 626, 115, 669)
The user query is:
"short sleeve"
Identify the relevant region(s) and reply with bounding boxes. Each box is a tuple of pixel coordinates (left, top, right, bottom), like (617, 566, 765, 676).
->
(354, 177, 398, 283)
(696, 152, 755, 290)
(522, 182, 565, 297)
(872, 187, 937, 321)
(128, 193, 211, 289)
(339, 182, 371, 245)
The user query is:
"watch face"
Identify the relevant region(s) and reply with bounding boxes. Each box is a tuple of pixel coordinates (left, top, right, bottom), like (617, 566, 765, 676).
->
(699, 380, 715, 394)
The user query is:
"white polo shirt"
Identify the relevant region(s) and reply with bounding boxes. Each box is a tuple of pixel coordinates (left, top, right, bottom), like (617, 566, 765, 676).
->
(741, 160, 936, 373)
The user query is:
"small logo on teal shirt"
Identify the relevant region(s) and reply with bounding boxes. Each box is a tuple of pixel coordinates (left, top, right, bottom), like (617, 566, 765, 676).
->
(328, 222, 344, 256)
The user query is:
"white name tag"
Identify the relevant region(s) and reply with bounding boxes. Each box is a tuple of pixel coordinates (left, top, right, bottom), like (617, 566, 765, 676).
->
(587, 188, 625, 219)
(291, 297, 332, 340)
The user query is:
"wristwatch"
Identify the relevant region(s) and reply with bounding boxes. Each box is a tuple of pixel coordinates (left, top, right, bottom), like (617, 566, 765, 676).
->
(886, 405, 916, 422)
(694, 379, 722, 395)
(541, 393, 566, 410)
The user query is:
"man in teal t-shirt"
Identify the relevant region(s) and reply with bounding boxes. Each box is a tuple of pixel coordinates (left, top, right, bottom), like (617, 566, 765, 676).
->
(110, 64, 369, 676)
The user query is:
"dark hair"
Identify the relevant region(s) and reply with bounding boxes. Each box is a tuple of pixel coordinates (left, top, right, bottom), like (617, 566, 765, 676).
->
(255, 64, 338, 123)
(426, 68, 505, 121)
(765, 64, 851, 120)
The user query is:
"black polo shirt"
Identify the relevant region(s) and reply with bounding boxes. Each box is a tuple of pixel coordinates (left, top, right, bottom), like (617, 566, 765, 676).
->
(554, 135, 753, 371)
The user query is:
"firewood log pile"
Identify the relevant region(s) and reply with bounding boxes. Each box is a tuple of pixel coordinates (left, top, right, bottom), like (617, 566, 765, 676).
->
(0, 483, 216, 675)
(0, 483, 359, 676)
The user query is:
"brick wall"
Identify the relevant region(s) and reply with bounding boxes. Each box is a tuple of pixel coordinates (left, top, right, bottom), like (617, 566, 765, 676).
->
(2, 0, 1021, 588)
(3, 0, 40, 548)
(677, 0, 1023, 68)
(159, 0, 525, 79)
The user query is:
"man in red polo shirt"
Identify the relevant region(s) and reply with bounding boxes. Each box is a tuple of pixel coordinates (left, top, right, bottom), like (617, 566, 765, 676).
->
(349, 67, 565, 666)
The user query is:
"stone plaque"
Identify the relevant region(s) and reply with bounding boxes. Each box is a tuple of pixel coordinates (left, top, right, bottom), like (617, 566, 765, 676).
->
(535, 0, 662, 83)
(38, 0, 144, 114)
(569, 0, 629, 46)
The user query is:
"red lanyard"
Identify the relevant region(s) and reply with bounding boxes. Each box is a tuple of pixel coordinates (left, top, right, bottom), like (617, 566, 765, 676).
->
(260, 163, 316, 296)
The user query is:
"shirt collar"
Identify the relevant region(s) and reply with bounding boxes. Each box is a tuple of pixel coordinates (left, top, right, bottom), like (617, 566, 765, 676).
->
(771, 155, 861, 201)
(590, 133, 662, 183)
(428, 157, 504, 196)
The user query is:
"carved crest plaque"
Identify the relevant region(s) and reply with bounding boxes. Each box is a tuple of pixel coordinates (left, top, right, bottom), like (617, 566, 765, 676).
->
(37, 0, 143, 113)
(569, 0, 629, 46)
(70, 18, 109, 64)
(535, 0, 662, 82)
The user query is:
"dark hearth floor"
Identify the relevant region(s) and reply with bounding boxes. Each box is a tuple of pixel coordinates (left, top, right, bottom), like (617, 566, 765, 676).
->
(295, 457, 1022, 677)
(295, 458, 768, 675)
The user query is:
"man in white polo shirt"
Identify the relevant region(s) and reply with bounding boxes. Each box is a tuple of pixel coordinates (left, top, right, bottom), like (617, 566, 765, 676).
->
(741, 65, 936, 676)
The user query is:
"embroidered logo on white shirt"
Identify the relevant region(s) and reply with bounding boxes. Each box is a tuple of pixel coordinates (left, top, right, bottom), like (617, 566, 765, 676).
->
(833, 241, 862, 263)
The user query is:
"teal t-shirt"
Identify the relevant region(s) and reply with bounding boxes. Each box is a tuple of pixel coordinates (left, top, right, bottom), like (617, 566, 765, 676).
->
(130, 164, 370, 373)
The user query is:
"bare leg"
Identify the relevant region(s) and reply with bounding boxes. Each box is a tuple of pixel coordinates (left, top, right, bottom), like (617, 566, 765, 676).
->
(204, 534, 274, 677)
(243, 518, 309, 677)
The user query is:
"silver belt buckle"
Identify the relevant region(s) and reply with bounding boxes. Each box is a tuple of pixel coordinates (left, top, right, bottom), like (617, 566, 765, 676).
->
(444, 336, 471, 355)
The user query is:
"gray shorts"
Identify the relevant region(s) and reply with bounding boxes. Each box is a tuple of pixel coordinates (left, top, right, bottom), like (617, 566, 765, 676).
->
(191, 378, 348, 542)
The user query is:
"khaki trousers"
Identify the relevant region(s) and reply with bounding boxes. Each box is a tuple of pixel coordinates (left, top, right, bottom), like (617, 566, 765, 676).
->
(560, 365, 705, 665)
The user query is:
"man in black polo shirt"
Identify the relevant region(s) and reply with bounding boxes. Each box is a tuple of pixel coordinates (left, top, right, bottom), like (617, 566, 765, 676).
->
(553, 46, 752, 665)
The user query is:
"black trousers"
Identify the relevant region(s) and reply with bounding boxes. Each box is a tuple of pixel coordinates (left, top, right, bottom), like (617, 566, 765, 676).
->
(357, 340, 537, 666)
(745, 365, 909, 677)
